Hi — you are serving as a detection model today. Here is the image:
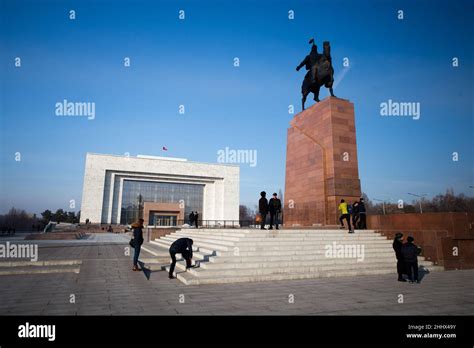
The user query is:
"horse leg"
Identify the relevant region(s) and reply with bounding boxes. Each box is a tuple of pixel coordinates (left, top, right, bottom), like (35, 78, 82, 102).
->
(302, 93, 307, 110)
(329, 87, 335, 97)
(314, 86, 321, 102)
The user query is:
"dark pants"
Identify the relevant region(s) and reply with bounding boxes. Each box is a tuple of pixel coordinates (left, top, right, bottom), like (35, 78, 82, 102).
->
(269, 212, 279, 229)
(405, 261, 419, 281)
(339, 214, 351, 231)
(133, 244, 142, 266)
(169, 250, 192, 277)
(396, 259, 405, 279)
(358, 213, 367, 229)
(260, 212, 267, 229)
(352, 214, 359, 229)
(195, 219, 198, 228)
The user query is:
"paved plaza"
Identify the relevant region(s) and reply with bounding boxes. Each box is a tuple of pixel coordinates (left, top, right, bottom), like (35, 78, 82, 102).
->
(0, 233, 473, 316)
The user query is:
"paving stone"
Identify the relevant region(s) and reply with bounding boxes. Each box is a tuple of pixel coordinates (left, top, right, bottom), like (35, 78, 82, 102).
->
(0, 241, 472, 315)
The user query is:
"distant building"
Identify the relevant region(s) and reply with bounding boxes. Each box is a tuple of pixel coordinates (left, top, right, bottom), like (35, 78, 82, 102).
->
(80, 153, 239, 226)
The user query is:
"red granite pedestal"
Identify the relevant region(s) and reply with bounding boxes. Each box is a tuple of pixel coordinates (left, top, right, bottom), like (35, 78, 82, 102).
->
(284, 97, 361, 227)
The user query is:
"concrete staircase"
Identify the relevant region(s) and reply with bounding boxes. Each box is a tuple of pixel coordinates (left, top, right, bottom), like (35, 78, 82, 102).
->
(147, 228, 443, 285)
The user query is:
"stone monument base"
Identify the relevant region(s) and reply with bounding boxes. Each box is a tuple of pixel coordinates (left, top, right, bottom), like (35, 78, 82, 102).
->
(284, 97, 362, 227)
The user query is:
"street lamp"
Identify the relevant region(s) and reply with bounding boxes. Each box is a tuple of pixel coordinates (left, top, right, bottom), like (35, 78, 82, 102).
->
(407, 193, 427, 214)
(373, 198, 386, 215)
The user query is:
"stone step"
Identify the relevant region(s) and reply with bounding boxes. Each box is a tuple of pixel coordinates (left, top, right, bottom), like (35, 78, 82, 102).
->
(192, 262, 443, 278)
(166, 259, 443, 278)
(187, 262, 425, 277)
(150, 240, 221, 258)
(231, 240, 391, 246)
(177, 265, 444, 285)
(195, 229, 378, 233)
(166, 236, 392, 248)
(151, 239, 229, 252)
(144, 242, 211, 261)
(173, 231, 388, 241)
(201, 258, 435, 270)
(153, 241, 393, 256)
(207, 244, 392, 252)
(0, 265, 81, 276)
(140, 243, 170, 258)
(208, 252, 398, 263)
(173, 231, 248, 238)
(165, 261, 200, 276)
(179, 230, 380, 237)
(160, 235, 237, 246)
(158, 236, 392, 248)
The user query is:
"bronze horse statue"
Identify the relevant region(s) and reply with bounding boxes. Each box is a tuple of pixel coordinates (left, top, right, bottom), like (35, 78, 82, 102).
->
(296, 39, 335, 110)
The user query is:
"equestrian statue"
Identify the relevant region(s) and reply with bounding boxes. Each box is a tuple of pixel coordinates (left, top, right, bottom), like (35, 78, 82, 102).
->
(296, 38, 336, 110)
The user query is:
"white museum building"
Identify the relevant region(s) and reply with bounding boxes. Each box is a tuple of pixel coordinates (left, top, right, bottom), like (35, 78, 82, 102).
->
(80, 153, 239, 226)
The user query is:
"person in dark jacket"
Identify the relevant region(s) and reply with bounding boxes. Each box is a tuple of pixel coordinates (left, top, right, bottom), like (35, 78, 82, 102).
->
(352, 201, 360, 229)
(358, 198, 367, 229)
(188, 212, 195, 226)
(401, 236, 421, 283)
(392, 232, 406, 282)
(258, 191, 269, 230)
(268, 193, 282, 230)
(194, 211, 199, 228)
(169, 237, 194, 279)
(131, 219, 144, 271)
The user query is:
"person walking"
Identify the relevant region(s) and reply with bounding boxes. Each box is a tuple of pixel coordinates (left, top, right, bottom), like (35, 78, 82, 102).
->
(392, 232, 406, 282)
(258, 191, 269, 230)
(338, 199, 352, 233)
(188, 211, 195, 226)
(131, 218, 144, 271)
(168, 237, 194, 279)
(194, 211, 199, 228)
(268, 193, 282, 230)
(358, 197, 367, 229)
(401, 236, 422, 283)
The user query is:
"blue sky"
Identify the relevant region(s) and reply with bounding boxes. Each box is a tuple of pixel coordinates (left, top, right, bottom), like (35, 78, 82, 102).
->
(1, 0, 473, 214)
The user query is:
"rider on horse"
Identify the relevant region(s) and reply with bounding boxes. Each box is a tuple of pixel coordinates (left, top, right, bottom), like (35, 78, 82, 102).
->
(296, 38, 320, 85)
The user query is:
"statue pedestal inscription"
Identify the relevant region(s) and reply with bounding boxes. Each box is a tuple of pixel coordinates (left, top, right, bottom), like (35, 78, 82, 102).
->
(284, 97, 362, 227)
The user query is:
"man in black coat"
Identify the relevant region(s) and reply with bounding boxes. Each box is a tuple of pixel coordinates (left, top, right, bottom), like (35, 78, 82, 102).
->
(401, 236, 421, 283)
(358, 198, 367, 229)
(392, 232, 406, 282)
(352, 201, 360, 229)
(194, 211, 199, 228)
(168, 237, 194, 279)
(188, 212, 195, 226)
(268, 193, 282, 230)
(258, 191, 269, 230)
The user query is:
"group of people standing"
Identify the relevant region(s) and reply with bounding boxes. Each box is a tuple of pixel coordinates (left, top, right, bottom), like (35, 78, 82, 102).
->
(258, 191, 282, 230)
(338, 197, 367, 233)
(393, 233, 422, 283)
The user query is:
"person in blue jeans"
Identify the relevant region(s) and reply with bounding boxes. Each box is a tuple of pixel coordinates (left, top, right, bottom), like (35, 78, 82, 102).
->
(132, 218, 144, 271)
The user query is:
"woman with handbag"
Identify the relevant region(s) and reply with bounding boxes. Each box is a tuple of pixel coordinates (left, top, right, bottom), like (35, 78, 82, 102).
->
(131, 218, 144, 271)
